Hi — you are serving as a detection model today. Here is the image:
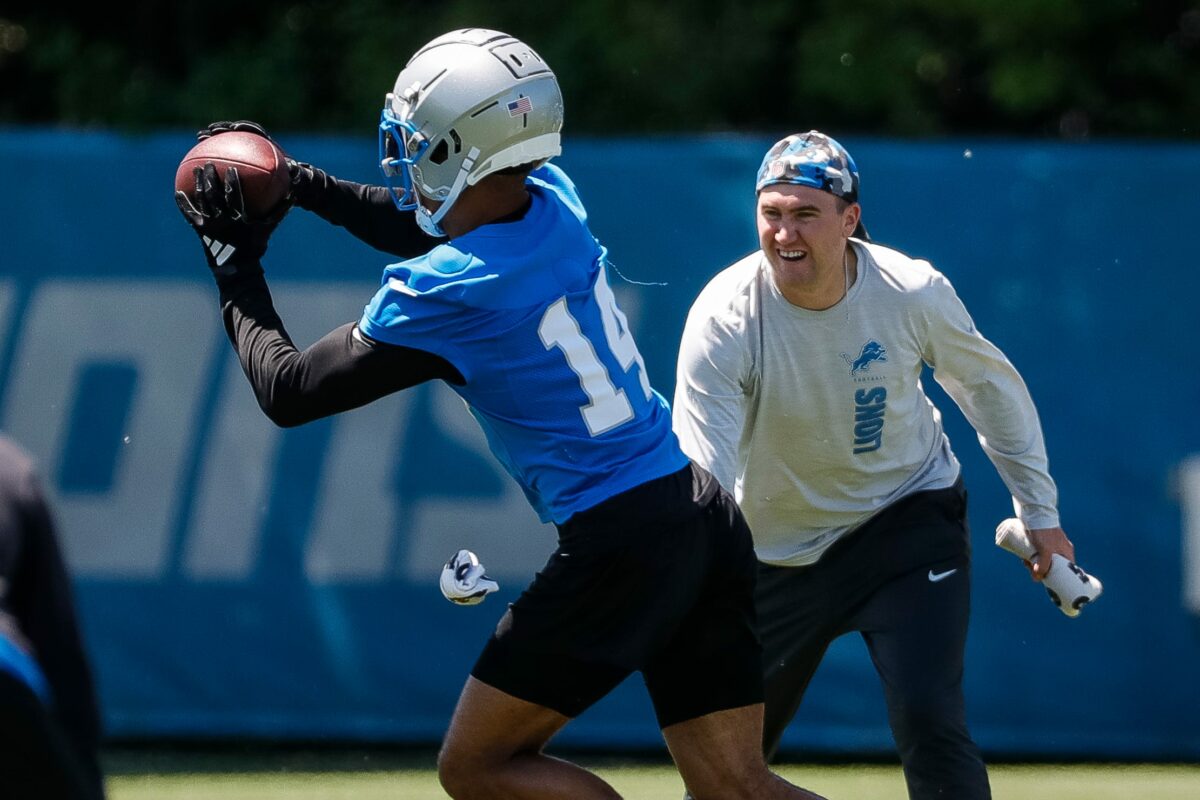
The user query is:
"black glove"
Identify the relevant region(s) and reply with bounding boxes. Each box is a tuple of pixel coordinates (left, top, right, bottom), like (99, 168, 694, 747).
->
(197, 120, 321, 209)
(175, 162, 289, 278)
(196, 119, 276, 143)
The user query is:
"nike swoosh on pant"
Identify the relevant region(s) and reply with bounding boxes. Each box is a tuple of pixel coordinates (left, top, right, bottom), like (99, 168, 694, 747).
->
(928, 568, 958, 582)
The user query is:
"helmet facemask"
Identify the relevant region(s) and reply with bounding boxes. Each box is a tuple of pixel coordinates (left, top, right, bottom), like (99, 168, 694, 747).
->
(378, 103, 427, 213)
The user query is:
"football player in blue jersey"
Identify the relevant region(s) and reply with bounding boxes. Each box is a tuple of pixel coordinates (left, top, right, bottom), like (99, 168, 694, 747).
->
(176, 29, 828, 800)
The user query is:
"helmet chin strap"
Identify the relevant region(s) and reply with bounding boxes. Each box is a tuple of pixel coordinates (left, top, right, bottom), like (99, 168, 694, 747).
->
(415, 206, 447, 238)
(413, 147, 481, 239)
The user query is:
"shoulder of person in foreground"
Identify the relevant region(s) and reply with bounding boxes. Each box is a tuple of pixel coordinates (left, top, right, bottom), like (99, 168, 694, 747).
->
(0, 434, 37, 576)
(0, 434, 45, 530)
(0, 433, 33, 484)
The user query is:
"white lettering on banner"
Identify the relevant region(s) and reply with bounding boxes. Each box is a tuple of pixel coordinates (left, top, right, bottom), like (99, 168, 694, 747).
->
(1, 281, 219, 576)
(182, 355, 279, 579)
(0, 279, 649, 583)
(273, 283, 414, 584)
(1181, 455, 1200, 616)
(305, 390, 412, 582)
(187, 283, 372, 581)
(402, 384, 553, 584)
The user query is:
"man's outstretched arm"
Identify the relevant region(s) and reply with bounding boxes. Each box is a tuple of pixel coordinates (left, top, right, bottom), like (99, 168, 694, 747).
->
(176, 149, 461, 428)
(217, 268, 461, 427)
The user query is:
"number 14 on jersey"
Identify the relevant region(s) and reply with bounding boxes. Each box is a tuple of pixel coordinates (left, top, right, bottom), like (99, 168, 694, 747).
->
(538, 264, 653, 437)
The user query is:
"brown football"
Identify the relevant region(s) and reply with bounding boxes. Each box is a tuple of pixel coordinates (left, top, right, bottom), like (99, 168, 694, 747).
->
(174, 131, 291, 218)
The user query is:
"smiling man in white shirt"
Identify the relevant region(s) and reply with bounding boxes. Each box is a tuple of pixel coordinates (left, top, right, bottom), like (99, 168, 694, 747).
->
(673, 131, 1075, 800)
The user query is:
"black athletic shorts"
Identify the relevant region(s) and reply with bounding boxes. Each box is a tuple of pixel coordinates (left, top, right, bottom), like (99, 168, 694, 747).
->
(471, 462, 764, 729)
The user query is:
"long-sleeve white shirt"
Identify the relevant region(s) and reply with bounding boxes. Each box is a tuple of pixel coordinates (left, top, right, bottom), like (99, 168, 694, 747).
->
(673, 239, 1059, 566)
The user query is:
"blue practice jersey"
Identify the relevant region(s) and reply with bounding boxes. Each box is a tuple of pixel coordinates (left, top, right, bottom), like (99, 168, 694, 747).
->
(360, 164, 688, 524)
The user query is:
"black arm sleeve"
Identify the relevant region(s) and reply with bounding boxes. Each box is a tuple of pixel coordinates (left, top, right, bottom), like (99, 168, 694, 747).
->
(217, 268, 463, 427)
(292, 164, 432, 259)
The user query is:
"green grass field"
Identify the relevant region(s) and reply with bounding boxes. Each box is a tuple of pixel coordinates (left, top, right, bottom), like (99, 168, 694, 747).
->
(102, 749, 1200, 800)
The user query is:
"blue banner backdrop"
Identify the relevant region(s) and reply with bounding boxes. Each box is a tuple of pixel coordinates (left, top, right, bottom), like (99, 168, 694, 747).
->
(0, 129, 1197, 758)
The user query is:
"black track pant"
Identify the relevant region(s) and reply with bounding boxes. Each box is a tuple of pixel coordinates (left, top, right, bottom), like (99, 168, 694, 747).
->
(757, 481, 991, 800)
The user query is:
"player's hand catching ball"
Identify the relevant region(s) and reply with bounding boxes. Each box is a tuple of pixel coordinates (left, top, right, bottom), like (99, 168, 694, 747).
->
(440, 550, 500, 605)
(196, 119, 327, 209)
(175, 163, 290, 277)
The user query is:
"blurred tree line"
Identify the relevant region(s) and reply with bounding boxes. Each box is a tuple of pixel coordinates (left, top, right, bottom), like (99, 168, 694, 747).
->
(0, 0, 1196, 139)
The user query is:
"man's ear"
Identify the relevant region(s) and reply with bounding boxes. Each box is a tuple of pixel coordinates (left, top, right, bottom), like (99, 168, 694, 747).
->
(844, 202, 862, 236)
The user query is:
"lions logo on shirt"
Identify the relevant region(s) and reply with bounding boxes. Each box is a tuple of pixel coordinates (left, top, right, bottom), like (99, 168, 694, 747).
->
(841, 340, 888, 375)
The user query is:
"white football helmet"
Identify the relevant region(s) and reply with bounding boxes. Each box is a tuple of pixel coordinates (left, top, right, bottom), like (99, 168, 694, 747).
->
(378, 29, 564, 237)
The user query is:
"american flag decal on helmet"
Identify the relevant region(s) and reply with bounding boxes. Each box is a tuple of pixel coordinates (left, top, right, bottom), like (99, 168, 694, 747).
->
(507, 96, 533, 116)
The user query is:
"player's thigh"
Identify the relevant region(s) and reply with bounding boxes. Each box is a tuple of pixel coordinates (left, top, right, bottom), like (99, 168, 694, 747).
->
(470, 610, 633, 721)
(468, 540, 654, 718)
(643, 601, 764, 730)
(440, 676, 574, 767)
